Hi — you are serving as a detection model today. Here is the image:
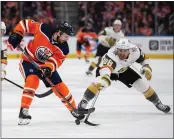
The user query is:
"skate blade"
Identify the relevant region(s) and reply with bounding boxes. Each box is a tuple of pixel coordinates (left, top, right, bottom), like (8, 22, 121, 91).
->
(18, 118, 30, 125)
(165, 111, 173, 114)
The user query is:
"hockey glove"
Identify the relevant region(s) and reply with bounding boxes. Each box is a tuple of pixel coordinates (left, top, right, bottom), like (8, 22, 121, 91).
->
(105, 37, 116, 47)
(140, 64, 152, 80)
(1, 70, 6, 81)
(37, 67, 52, 80)
(8, 32, 23, 49)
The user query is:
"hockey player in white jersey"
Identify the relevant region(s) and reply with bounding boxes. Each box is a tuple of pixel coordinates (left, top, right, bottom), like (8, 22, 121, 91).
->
(86, 19, 124, 75)
(1, 21, 7, 81)
(79, 38, 170, 115)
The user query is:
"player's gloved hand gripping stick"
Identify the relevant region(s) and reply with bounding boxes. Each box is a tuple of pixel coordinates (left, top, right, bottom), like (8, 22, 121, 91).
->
(17, 45, 94, 115)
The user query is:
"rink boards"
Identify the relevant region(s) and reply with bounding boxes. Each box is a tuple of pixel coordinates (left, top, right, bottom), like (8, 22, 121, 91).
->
(3, 36, 174, 59)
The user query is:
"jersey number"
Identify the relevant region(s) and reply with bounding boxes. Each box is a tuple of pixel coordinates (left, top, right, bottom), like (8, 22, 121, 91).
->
(101, 54, 116, 70)
(103, 57, 113, 67)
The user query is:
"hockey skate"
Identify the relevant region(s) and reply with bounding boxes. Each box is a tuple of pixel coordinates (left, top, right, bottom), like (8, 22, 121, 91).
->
(77, 56, 81, 60)
(78, 99, 96, 113)
(18, 108, 32, 125)
(78, 99, 88, 109)
(155, 101, 171, 113)
(86, 70, 93, 75)
(71, 111, 85, 120)
(84, 56, 90, 63)
(70, 99, 89, 121)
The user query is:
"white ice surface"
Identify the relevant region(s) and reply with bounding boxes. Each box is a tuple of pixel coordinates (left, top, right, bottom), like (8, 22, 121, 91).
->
(2, 58, 173, 138)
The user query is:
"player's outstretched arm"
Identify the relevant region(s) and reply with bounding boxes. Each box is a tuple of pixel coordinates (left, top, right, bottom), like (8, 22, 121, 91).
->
(135, 47, 152, 80)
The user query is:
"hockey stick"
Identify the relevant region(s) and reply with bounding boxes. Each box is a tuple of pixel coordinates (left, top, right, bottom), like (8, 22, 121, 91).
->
(84, 91, 100, 126)
(4, 78, 53, 98)
(75, 91, 100, 126)
(17, 45, 92, 115)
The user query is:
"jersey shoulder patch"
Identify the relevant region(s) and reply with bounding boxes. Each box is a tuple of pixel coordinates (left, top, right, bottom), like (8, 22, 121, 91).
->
(129, 45, 142, 62)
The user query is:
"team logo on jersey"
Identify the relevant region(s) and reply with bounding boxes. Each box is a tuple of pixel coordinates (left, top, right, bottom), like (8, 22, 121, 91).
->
(35, 46, 53, 62)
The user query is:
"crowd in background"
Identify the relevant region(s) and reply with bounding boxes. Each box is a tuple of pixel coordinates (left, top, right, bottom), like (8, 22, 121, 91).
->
(1, 1, 174, 36)
(1, 2, 20, 35)
(78, 1, 174, 35)
(1, 1, 56, 35)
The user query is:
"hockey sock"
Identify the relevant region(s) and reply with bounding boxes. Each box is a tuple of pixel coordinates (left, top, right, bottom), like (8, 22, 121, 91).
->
(21, 75, 39, 108)
(82, 83, 99, 101)
(52, 82, 76, 111)
(144, 87, 160, 105)
(76, 50, 81, 58)
(85, 46, 91, 58)
(88, 62, 97, 72)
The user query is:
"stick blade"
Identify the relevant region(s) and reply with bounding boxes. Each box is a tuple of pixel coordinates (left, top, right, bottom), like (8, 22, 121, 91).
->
(78, 107, 95, 115)
(34, 89, 53, 98)
(84, 119, 100, 126)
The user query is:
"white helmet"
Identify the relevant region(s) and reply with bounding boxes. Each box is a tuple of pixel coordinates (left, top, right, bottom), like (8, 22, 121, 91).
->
(115, 38, 131, 49)
(113, 19, 122, 26)
(1, 21, 6, 33)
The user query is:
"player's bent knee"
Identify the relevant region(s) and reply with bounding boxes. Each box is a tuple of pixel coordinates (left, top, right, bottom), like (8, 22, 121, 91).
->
(132, 79, 156, 100)
(132, 78, 149, 93)
(25, 75, 40, 90)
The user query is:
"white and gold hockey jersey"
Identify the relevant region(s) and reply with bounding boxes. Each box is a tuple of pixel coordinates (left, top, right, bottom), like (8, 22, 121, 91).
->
(99, 43, 150, 75)
(1, 38, 7, 71)
(98, 27, 125, 48)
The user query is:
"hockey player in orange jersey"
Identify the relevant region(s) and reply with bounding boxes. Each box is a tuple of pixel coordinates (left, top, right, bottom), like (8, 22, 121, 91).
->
(8, 19, 85, 125)
(76, 22, 98, 62)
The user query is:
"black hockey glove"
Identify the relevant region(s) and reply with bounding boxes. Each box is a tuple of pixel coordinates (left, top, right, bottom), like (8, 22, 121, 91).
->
(37, 67, 52, 80)
(8, 32, 23, 49)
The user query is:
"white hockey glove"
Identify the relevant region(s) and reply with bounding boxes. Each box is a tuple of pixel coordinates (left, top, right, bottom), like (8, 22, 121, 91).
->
(1, 70, 6, 81)
(140, 65, 152, 81)
(94, 75, 111, 91)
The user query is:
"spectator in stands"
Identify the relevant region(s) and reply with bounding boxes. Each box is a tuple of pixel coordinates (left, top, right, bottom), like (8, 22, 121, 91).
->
(77, 1, 174, 36)
(1, 1, 55, 35)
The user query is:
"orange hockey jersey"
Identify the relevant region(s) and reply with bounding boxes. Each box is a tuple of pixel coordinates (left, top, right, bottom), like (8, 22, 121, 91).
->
(13, 19, 69, 71)
(76, 28, 98, 43)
